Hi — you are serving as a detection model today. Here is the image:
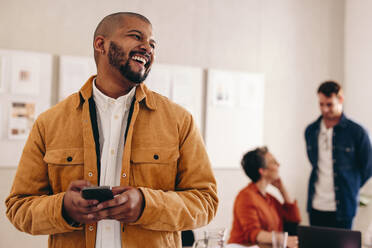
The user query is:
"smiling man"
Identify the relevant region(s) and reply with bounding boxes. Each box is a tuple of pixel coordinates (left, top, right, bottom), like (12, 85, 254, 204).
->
(304, 80, 372, 229)
(6, 12, 218, 248)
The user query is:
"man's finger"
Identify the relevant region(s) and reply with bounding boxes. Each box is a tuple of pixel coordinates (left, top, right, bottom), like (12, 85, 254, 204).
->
(97, 194, 128, 210)
(111, 186, 131, 195)
(68, 180, 92, 192)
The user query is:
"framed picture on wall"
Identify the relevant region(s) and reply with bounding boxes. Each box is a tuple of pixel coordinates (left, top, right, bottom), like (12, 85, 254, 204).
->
(10, 54, 41, 95)
(8, 101, 36, 140)
(210, 71, 235, 107)
(59, 55, 96, 100)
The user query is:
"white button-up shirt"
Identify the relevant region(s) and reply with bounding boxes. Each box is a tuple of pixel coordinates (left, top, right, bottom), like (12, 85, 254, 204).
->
(92, 80, 136, 248)
(313, 120, 336, 211)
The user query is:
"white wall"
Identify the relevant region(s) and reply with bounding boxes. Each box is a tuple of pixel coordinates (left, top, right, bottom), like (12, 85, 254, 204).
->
(344, 0, 372, 239)
(0, 0, 358, 247)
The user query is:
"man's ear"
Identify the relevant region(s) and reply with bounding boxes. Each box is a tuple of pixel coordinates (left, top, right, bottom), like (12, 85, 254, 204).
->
(94, 35, 105, 54)
(337, 94, 344, 104)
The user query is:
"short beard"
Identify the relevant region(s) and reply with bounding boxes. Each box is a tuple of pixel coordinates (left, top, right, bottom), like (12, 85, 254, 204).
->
(108, 41, 150, 84)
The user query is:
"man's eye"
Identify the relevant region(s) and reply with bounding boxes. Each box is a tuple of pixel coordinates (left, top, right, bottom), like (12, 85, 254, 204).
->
(131, 34, 141, 40)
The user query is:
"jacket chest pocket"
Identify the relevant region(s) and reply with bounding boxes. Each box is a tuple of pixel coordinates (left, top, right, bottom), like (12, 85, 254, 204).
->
(335, 143, 355, 169)
(44, 148, 84, 193)
(130, 147, 179, 191)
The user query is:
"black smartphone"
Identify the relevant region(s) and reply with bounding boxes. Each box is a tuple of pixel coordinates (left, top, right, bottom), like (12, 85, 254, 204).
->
(81, 186, 114, 203)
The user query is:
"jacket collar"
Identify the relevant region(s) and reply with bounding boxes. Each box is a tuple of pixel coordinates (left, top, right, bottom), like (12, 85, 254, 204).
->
(314, 112, 348, 130)
(75, 75, 157, 111)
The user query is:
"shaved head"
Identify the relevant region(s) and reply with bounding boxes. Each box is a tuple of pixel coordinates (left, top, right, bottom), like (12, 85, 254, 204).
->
(93, 12, 151, 63)
(94, 12, 151, 40)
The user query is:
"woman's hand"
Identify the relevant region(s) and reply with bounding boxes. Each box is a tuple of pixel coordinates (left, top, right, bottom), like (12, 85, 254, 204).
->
(271, 178, 283, 190)
(287, 235, 298, 248)
(271, 178, 294, 204)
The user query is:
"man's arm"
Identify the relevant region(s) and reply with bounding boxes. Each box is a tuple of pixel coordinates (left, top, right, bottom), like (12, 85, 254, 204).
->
(5, 118, 83, 235)
(356, 128, 372, 186)
(133, 114, 218, 231)
(100, 113, 218, 231)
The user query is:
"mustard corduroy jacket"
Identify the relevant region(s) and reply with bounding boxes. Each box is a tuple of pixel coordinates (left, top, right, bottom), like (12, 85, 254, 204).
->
(6, 76, 218, 248)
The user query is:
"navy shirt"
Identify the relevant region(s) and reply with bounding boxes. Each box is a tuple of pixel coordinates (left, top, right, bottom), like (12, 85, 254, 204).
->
(305, 113, 372, 220)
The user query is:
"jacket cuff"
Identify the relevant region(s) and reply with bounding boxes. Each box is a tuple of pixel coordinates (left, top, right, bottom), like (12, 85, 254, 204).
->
(283, 199, 298, 207)
(249, 228, 261, 243)
(131, 187, 163, 228)
(54, 192, 83, 231)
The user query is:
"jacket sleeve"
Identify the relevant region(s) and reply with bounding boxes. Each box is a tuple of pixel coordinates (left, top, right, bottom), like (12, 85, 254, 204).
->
(132, 113, 218, 231)
(356, 127, 372, 187)
(5, 117, 81, 235)
(276, 200, 301, 223)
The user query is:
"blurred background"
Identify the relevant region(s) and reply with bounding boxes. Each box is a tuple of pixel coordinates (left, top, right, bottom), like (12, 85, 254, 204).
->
(1, 0, 372, 247)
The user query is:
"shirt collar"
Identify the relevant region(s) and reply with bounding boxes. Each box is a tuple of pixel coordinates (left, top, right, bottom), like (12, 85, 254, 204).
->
(320, 119, 333, 134)
(92, 78, 136, 111)
(315, 112, 348, 130)
(75, 75, 157, 111)
(249, 182, 267, 199)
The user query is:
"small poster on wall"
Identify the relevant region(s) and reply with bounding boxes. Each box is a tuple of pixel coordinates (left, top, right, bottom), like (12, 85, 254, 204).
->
(59, 55, 96, 100)
(10, 55, 41, 95)
(211, 72, 235, 107)
(8, 101, 36, 140)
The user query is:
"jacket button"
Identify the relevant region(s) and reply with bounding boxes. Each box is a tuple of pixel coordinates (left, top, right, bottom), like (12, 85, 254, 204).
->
(88, 225, 94, 231)
(153, 154, 159, 160)
(122, 172, 127, 178)
(88, 172, 93, 177)
(67, 156, 73, 162)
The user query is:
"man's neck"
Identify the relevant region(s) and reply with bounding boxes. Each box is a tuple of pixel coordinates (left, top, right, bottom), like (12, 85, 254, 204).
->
(95, 73, 135, 99)
(323, 115, 341, 129)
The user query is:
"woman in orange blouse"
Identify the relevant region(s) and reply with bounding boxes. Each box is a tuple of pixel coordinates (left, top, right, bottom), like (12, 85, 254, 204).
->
(228, 147, 301, 248)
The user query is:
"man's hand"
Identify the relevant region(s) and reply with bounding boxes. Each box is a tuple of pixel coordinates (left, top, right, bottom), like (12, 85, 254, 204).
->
(93, 186, 144, 223)
(63, 180, 99, 224)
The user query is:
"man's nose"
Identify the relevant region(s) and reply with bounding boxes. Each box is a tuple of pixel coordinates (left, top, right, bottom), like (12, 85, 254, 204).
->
(321, 106, 328, 113)
(139, 42, 153, 54)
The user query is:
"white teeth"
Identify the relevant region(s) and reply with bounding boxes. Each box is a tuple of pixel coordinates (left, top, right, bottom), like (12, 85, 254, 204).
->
(132, 55, 147, 64)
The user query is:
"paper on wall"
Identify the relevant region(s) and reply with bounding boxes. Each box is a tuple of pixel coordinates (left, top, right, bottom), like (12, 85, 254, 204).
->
(8, 101, 35, 140)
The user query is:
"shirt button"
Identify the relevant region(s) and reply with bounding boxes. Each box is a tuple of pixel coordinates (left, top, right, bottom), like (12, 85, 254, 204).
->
(114, 115, 119, 119)
(105, 226, 111, 231)
(122, 172, 127, 178)
(88, 225, 94, 231)
(111, 149, 115, 155)
(88, 172, 93, 177)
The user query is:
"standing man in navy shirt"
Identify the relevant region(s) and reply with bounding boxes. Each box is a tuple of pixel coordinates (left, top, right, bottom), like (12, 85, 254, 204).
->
(305, 80, 372, 229)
